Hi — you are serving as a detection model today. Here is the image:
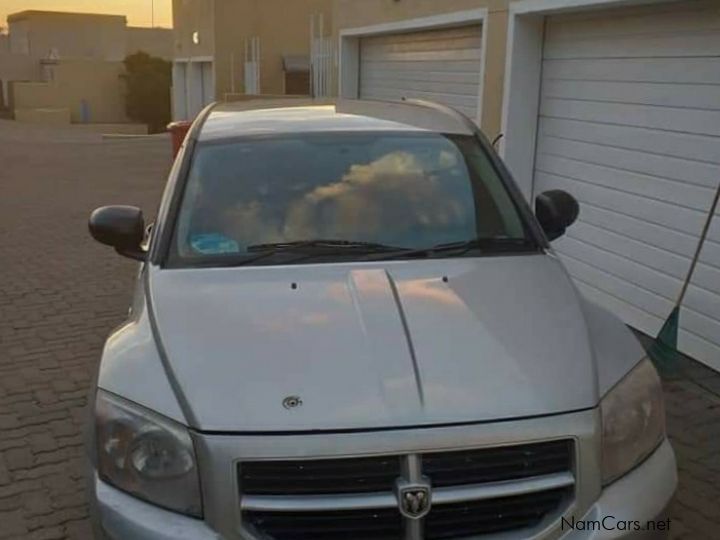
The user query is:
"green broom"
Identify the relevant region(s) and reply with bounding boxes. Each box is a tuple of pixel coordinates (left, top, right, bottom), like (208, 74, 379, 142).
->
(649, 180, 720, 373)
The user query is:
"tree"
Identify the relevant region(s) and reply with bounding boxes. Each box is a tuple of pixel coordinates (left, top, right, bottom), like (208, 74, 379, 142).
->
(122, 51, 171, 133)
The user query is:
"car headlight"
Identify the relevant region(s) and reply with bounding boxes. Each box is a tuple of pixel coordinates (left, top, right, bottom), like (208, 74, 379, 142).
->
(601, 358, 665, 485)
(95, 390, 203, 517)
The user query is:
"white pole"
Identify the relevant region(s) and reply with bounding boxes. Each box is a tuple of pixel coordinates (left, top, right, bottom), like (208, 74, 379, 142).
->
(320, 14, 325, 97)
(230, 51, 235, 94)
(310, 14, 315, 97)
(257, 37, 261, 94)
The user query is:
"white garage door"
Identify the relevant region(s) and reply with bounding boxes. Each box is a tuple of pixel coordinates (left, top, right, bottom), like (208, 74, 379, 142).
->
(533, 1, 720, 369)
(359, 25, 483, 121)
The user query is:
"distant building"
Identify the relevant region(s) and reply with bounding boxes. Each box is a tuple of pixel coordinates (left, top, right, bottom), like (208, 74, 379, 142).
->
(171, 0, 334, 121)
(0, 9, 172, 129)
(5, 10, 172, 61)
(7, 10, 127, 60)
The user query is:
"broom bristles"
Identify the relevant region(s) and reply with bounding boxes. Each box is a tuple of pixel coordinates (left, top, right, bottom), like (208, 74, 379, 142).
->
(648, 306, 680, 376)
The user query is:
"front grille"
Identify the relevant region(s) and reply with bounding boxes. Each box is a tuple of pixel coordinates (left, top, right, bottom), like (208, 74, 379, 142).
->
(425, 487, 571, 539)
(240, 455, 401, 495)
(423, 439, 572, 487)
(240, 439, 575, 539)
(244, 508, 402, 540)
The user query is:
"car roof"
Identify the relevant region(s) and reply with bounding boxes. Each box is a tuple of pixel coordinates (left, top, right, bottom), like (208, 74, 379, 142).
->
(198, 98, 476, 142)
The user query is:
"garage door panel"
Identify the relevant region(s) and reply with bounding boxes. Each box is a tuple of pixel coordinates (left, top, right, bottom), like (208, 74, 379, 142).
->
(360, 78, 481, 96)
(540, 98, 720, 137)
(577, 204, 720, 268)
(364, 25, 481, 45)
(575, 281, 664, 336)
(567, 222, 720, 292)
(699, 241, 720, 269)
(362, 48, 482, 63)
(542, 80, 720, 111)
(563, 254, 673, 316)
(539, 118, 720, 165)
(680, 313, 720, 352)
(692, 261, 720, 295)
(684, 287, 720, 326)
(360, 60, 483, 76)
(362, 40, 481, 55)
(545, 2, 720, 41)
(679, 310, 720, 354)
(543, 30, 720, 59)
(362, 37, 481, 55)
(567, 222, 688, 281)
(557, 236, 681, 302)
(359, 87, 477, 109)
(678, 331, 720, 371)
(537, 136, 720, 189)
(556, 238, 720, 328)
(359, 25, 482, 120)
(361, 69, 481, 84)
(535, 153, 712, 210)
(535, 172, 710, 238)
(542, 58, 720, 85)
(564, 254, 720, 333)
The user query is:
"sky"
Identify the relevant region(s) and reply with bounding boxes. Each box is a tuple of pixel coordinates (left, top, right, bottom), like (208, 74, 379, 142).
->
(0, 0, 173, 28)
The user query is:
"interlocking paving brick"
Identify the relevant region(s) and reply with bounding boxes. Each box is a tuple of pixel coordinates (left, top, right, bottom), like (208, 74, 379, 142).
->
(1, 119, 719, 539)
(0, 509, 27, 538)
(0, 457, 10, 486)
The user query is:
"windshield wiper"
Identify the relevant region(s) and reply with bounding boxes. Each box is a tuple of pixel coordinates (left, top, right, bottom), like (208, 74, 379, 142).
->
(362, 237, 537, 261)
(228, 239, 406, 266)
(246, 239, 403, 252)
(188, 237, 535, 268)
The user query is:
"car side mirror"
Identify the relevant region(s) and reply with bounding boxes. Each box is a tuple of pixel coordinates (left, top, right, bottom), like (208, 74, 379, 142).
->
(535, 190, 579, 241)
(89, 206, 146, 260)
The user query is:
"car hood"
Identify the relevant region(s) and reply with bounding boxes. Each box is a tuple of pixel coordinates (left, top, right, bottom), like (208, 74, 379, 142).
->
(147, 255, 597, 432)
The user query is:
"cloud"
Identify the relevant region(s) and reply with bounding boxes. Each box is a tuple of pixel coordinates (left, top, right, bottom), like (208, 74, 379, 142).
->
(283, 151, 468, 242)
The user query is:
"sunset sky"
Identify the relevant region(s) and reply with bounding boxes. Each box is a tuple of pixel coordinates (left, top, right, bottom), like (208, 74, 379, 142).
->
(0, 0, 173, 28)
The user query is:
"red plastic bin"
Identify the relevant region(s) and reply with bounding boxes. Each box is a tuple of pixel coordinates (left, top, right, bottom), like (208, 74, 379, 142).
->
(167, 121, 192, 158)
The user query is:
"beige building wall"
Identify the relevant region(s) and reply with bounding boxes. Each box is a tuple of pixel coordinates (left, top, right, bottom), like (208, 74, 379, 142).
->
(173, 0, 216, 60)
(14, 107, 71, 125)
(333, 0, 510, 137)
(12, 59, 128, 123)
(126, 27, 174, 60)
(7, 11, 127, 61)
(0, 52, 39, 108)
(213, 0, 334, 98)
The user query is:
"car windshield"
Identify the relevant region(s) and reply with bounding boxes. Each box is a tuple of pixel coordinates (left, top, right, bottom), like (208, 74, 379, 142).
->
(168, 132, 534, 266)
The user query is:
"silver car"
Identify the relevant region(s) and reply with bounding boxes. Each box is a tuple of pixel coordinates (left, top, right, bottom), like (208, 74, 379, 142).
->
(86, 99, 676, 540)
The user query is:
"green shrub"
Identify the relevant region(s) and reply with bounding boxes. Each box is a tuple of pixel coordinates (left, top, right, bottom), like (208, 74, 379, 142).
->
(122, 52, 171, 133)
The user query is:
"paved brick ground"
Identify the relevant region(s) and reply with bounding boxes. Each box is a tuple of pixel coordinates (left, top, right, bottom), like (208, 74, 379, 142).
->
(0, 120, 718, 539)
(0, 122, 169, 539)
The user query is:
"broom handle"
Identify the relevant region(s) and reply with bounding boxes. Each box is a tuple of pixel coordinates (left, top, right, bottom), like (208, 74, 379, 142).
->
(676, 180, 720, 308)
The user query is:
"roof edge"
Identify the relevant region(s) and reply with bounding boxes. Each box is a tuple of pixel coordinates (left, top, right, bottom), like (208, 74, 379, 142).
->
(8, 10, 127, 23)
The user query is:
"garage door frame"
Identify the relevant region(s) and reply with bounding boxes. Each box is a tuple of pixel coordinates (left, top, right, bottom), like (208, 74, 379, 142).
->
(501, 0, 681, 200)
(339, 8, 489, 126)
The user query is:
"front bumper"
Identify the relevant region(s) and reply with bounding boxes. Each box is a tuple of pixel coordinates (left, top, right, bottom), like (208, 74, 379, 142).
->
(90, 438, 676, 540)
(89, 473, 219, 540)
(560, 439, 676, 539)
